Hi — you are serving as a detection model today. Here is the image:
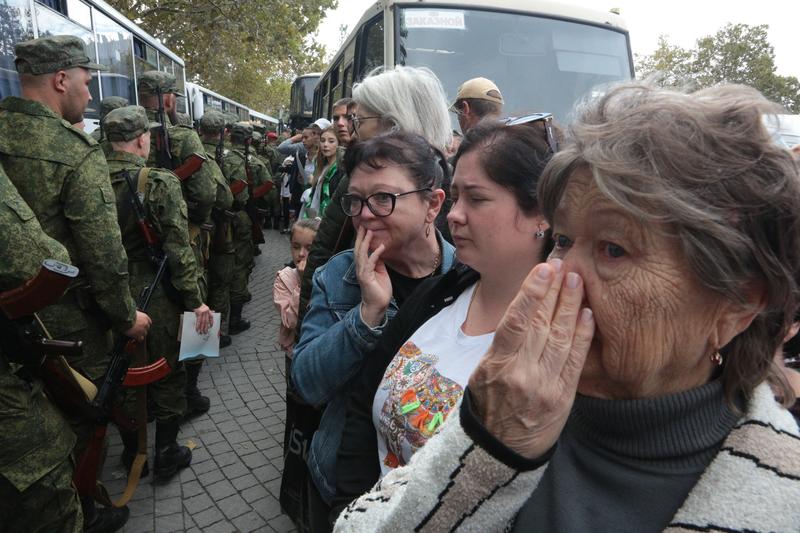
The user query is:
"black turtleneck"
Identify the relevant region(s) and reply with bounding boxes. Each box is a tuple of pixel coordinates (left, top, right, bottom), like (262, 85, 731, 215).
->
(509, 379, 739, 533)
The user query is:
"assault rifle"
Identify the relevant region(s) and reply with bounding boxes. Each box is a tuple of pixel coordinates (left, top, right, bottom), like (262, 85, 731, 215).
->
(215, 126, 225, 168)
(152, 88, 207, 182)
(243, 138, 266, 244)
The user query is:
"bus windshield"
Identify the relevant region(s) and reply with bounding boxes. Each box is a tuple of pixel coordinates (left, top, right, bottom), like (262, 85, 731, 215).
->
(397, 7, 633, 123)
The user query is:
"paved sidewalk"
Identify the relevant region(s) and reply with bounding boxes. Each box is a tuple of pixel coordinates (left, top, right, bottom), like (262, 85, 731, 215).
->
(101, 229, 298, 532)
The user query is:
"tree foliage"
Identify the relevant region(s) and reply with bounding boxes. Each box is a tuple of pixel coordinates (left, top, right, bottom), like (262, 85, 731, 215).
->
(106, 0, 337, 115)
(636, 24, 800, 113)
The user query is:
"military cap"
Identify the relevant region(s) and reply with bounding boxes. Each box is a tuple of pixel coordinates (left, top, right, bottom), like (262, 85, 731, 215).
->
(104, 106, 161, 142)
(223, 112, 239, 129)
(198, 111, 225, 133)
(137, 70, 184, 97)
(175, 112, 192, 127)
(252, 131, 263, 143)
(99, 96, 129, 120)
(15, 35, 107, 75)
(231, 122, 253, 141)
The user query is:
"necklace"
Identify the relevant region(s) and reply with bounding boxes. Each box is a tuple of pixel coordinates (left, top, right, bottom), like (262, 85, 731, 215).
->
(428, 244, 441, 277)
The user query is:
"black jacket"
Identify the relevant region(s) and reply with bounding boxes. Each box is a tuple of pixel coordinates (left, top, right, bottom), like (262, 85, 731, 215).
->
(331, 263, 480, 516)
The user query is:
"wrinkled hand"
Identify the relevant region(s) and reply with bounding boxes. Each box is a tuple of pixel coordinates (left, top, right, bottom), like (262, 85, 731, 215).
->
(354, 226, 392, 328)
(193, 304, 214, 334)
(468, 260, 595, 459)
(124, 310, 152, 343)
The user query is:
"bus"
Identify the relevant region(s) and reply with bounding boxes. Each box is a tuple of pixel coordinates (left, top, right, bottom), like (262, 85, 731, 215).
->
(312, 0, 634, 126)
(1, 0, 190, 131)
(185, 81, 279, 127)
(288, 73, 320, 130)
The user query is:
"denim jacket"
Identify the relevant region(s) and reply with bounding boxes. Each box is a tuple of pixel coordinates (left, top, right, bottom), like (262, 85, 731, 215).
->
(291, 233, 456, 504)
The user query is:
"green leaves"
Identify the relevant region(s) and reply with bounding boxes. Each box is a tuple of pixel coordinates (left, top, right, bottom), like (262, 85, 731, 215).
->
(635, 24, 799, 113)
(109, 0, 337, 115)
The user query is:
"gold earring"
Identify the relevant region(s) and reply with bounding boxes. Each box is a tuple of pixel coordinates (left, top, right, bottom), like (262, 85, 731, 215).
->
(425, 224, 431, 238)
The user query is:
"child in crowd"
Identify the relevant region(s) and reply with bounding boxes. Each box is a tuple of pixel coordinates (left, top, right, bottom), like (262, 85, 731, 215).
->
(273, 217, 321, 355)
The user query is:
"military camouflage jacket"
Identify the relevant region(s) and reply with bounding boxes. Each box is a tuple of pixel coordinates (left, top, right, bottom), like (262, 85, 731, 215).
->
(221, 145, 271, 209)
(107, 151, 202, 310)
(145, 110, 215, 226)
(0, 166, 75, 491)
(0, 96, 137, 334)
(201, 140, 234, 214)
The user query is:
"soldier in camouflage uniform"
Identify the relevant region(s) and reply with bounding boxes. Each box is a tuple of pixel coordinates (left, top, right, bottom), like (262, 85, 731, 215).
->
(137, 71, 216, 413)
(91, 95, 127, 156)
(0, 164, 84, 532)
(221, 122, 271, 333)
(174, 111, 193, 128)
(198, 110, 235, 348)
(104, 106, 213, 478)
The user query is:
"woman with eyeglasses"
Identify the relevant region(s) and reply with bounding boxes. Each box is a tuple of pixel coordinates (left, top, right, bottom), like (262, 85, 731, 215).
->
(291, 131, 455, 532)
(330, 118, 556, 519)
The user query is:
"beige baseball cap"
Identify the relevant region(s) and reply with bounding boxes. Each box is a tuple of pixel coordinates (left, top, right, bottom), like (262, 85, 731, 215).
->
(450, 77, 504, 110)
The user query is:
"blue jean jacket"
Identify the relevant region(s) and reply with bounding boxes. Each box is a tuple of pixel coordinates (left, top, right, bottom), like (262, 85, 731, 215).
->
(291, 235, 456, 503)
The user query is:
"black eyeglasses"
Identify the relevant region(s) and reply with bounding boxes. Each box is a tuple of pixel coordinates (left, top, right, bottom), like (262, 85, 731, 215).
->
(341, 188, 432, 217)
(352, 115, 381, 130)
(502, 112, 559, 153)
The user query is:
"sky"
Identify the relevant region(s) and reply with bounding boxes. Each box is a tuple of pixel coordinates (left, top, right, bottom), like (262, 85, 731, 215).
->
(315, 0, 799, 79)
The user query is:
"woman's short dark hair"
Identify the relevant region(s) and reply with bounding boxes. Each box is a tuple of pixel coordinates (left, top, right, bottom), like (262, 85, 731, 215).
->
(452, 120, 555, 216)
(343, 131, 449, 193)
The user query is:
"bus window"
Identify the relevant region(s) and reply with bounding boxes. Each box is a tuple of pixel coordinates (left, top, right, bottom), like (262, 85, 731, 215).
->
(0, 0, 35, 99)
(343, 63, 353, 98)
(396, 7, 632, 122)
(34, 1, 100, 118)
(133, 37, 158, 80)
(356, 14, 383, 82)
(93, 8, 135, 103)
(64, 0, 91, 29)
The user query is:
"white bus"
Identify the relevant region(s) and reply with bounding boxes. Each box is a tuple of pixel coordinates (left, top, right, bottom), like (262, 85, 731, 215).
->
(185, 81, 278, 126)
(313, 0, 634, 126)
(1, 0, 190, 131)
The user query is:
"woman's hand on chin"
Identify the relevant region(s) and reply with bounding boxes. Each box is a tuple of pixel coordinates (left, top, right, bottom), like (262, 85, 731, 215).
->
(468, 259, 595, 459)
(355, 226, 392, 327)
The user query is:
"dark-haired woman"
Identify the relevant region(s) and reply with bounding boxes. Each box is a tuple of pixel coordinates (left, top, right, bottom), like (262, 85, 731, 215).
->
(291, 131, 456, 530)
(331, 118, 556, 516)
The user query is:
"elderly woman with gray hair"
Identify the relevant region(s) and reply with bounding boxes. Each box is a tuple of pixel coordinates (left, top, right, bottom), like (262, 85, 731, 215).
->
(333, 82, 800, 532)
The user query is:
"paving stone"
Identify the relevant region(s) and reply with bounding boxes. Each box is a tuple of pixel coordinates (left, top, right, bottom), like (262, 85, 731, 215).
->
(154, 512, 184, 532)
(268, 513, 297, 532)
(241, 483, 270, 504)
(127, 497, 152, 517)
(218, 493, 250, 519)
(182, 480, 204, 498)
(253, 494, 283, 520)
(222, 460, 250, 479)
(197, 467, 225, 486)
(207, 479, 237, 501)
(232, 511, 269, 533)
(214, 450, 239, 467)
(183, 492, 214, 514)
(231, 472, 259, 491)
(123, 513, 154, 533)
(192, 506, 223, 528)
(155, 496, 182, 516)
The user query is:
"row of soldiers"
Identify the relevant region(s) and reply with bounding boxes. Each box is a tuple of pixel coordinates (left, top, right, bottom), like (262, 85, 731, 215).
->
(0, 34, 273, 532)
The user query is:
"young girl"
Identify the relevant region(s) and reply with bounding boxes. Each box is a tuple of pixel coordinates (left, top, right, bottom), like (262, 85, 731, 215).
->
(302, 126, 342, 219)
(273, 217, 321, 355)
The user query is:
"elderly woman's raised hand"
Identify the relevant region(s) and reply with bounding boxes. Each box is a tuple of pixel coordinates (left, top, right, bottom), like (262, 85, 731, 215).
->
(468, 260, 595, 459)
(355, 226, 392, 328)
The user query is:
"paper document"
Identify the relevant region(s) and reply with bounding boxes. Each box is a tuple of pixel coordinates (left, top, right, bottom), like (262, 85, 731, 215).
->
(179, 312, 221, 361)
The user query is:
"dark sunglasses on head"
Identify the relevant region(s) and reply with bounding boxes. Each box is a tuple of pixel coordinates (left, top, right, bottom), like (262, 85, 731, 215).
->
(502, 112, 559, 153)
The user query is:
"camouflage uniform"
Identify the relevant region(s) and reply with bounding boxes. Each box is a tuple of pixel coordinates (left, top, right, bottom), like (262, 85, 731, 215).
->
(0, 164, 82, 533)
(221, 122, 271, 332)
(138, 71, 215, 301)
(199, 111, 235, 336)
(104, 106, 197, 476)
(91, 96, 128, 156)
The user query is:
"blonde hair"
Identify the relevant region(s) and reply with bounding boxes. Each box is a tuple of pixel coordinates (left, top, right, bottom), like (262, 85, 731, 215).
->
(313, 126, 339, 182)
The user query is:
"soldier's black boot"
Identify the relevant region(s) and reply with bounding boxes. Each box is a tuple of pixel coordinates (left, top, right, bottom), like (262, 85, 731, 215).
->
(82, 496, 129, 533)
(119, 429, 149, 478)
(229, 304, 250, 335)
(184, 360, 210, 416)
(220, 334, 232, 348)
(154, 420, 192, 479)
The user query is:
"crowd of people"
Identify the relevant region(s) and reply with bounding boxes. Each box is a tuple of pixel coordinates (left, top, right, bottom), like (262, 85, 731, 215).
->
(1, 32, 800, 533)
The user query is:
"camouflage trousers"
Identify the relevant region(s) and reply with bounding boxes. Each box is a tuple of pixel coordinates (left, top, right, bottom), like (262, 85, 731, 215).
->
(230, 211, 254, 306)
(0, 457, 82, 533)
(116, 268, 186, 423)
(190, 226, 208, 302)
(208, 251, 234, 325)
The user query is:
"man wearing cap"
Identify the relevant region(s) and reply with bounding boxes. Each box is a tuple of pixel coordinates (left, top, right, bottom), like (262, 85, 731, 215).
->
(104, 105, 213, 478)
(0, 33, 152, 533)
(197, 110, 235, 349)
(0, 164, 84, 532)
(450, 77, 504, 134)
(221, 122, 271, 334)
(91, 95, 128, 155)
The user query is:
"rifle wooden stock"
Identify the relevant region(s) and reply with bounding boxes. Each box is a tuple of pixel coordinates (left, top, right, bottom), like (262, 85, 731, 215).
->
(0, 260, 78, 319)
(172, 152, 207, 182)
(154, 89, 174, 170)
(122, 358, 170, 387)
(229, 179, 246, 195)
(252, 180, 273, 199)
